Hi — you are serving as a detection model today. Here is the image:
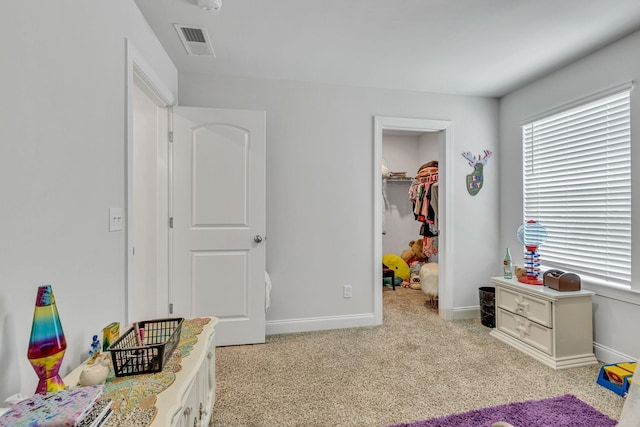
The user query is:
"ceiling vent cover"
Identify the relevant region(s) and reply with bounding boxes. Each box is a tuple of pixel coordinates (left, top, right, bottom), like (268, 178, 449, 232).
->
(174, 24, 215, 57)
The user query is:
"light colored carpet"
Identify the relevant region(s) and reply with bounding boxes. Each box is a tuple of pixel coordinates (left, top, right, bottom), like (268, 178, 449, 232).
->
(210, 286, 626, 426)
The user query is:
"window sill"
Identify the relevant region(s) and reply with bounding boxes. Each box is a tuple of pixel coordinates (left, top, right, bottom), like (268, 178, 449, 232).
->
(537, 265, 640, 305)
(581, 279, 640, 306)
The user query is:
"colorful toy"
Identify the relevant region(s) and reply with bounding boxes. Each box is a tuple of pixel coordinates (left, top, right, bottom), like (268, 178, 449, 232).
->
(408, 261, 424, 290)
(382, 253, 410, 280)
(597, 361, 636, 396)
(87, 334, 101, 364)
(516, 220, 548, 285)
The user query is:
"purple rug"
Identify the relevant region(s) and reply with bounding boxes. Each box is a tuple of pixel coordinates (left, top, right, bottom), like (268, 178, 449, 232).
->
(389, 394, 616, 427)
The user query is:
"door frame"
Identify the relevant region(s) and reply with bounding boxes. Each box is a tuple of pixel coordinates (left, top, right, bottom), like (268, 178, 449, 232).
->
(125, 39, 175, 325)
(373, 116, 454, 323)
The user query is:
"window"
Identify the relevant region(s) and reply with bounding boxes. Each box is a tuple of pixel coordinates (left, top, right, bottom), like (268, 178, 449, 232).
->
(522, 88, 631, 288)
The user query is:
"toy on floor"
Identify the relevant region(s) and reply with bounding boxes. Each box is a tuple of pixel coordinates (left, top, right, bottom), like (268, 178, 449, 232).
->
(382, 253, 410, 280)
(408, 261, 424, 290)
(408, 274, 422, 289)
(420, 262, 439, 307)
(383, 276, 403, 288)
(597, 361, 636, 396)
(400, 239, 427, 264)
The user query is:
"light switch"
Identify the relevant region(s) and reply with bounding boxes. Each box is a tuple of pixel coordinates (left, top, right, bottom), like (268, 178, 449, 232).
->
(109, 208, 123, 232)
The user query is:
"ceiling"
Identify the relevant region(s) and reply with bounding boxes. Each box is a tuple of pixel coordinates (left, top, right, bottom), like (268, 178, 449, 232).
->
(133, 0, 640, 98)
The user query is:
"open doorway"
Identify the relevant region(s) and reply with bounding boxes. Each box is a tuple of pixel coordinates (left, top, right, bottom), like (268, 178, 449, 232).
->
(382, 129, 440, 305)
(373, 116, 454, 324)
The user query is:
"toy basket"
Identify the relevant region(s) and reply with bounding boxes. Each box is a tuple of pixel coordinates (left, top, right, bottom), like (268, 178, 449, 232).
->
(108, 317, 184, 377)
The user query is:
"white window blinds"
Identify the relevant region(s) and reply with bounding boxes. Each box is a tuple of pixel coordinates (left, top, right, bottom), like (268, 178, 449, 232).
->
(522, 89, 631, 287)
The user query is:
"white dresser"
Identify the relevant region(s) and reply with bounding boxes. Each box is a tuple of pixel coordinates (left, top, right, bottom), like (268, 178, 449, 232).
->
(65, 317, 218, 427)
(155, 317, 218, 427)
(490, 277, 597, 370)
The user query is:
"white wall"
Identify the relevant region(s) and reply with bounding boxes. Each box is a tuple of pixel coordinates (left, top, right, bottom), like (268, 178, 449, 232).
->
(499, 29, 640, 363)
(0, 0, 177, 400)
(418, 132, 441, 165)
(179, 74, 499, 328)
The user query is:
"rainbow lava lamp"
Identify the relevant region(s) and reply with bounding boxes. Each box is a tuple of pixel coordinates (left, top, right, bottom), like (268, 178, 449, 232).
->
(27, 285, 67, 393)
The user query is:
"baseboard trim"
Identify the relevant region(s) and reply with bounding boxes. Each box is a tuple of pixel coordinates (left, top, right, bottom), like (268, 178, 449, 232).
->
(594, 342, 638, 364)
(267, 307, 480, 335)
(440, 306, 480, 320)
(266, 313, 376, 335)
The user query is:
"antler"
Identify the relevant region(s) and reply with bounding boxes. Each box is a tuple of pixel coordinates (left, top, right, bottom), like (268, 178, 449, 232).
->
(461, 151, 477, 166)
(478, 149, 492, 165)
(461, 150, 493, 166)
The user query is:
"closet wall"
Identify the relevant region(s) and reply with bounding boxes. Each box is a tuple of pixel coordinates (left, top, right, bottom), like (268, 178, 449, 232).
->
(382, 131, 440, 258)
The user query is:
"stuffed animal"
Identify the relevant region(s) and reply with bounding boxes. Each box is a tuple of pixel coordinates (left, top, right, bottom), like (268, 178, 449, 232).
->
(515, 266, 526, 279)
(382, 253, 410, 280)
(400, 239, 427, 264)
(408, 261, 424, 290)
(409, 274, 422, 290)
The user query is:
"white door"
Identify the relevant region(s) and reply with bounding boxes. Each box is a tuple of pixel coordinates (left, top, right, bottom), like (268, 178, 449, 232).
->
(171, 106, 266, 346)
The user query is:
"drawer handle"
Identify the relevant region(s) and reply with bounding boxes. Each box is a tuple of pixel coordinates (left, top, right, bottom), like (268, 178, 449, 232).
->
(515, 319, 530, 337)
(200, 402, 210, 418)
(514, 296, 529, 315)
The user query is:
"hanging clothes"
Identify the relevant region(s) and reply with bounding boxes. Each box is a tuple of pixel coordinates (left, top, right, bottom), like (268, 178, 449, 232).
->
(409, 162, 439, 257)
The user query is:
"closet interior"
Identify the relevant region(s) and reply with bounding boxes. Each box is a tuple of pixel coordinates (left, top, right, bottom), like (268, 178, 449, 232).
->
(382, 130, 440, 308)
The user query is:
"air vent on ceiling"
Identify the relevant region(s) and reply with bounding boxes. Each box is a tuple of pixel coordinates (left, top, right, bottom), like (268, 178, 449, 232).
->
(174, 24, 215, 57)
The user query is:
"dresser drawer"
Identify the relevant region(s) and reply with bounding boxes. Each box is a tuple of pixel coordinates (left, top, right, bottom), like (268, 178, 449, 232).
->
(497, 286, 552, 327)
(497, 308, 553, 355)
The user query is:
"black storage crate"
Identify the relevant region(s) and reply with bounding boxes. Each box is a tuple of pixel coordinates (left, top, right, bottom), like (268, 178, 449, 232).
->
(108, 318, 184, 377)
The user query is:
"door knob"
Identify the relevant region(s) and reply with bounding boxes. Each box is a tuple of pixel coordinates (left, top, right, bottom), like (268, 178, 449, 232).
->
(254, 235, 263, 243)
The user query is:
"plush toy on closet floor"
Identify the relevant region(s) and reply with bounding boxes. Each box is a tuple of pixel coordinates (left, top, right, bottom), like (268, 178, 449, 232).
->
(382, 253, 411, 282)
(408, 261, 424, 290)
(400, 239, 427, 264)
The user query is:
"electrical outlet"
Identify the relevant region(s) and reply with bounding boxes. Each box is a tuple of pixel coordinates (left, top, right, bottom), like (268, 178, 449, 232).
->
(343, 285, 352, 298)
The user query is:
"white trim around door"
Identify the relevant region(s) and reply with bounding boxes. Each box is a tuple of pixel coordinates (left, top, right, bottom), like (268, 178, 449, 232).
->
(125, 39, 175, 325)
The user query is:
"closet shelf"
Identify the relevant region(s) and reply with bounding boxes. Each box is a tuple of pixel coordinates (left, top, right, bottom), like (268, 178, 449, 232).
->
(385, 177, 414, 182)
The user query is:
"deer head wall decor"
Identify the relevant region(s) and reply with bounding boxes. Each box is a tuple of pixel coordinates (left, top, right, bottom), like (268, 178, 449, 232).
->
(461, 149, 492, 196)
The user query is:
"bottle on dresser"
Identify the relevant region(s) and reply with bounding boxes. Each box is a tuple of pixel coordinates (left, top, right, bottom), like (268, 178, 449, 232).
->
(503, 248, 512, 279)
